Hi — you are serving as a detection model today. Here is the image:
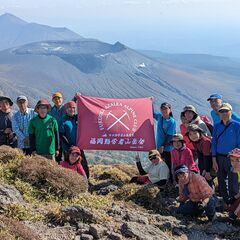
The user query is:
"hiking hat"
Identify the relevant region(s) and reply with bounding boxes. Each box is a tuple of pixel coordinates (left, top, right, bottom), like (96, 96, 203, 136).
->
(186, 124, 204, 135)
(52, 92, 63, 100)
(0, 96, 13, 106)
(183, 105, 198, 115)
(35, 99, 51, 111)
(170, 133, 186, 143)
(16, 95, 28, 103)
(161, 102, 171, 109)
(229, 148, 240, 158)
(218, 103, 232, 112)
(69, 146, 81, 155)
(174, 164, 189, 176)
(207, 93, 223, 101)
(148, 149, 160, 159)
(64, 101, 76, 109)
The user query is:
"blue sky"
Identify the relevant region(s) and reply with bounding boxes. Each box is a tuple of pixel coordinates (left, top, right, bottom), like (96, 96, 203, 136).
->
(0, 0, 239, 56)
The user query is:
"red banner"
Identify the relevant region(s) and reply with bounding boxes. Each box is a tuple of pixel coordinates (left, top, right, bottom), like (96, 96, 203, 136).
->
(77, 96, 155, 151)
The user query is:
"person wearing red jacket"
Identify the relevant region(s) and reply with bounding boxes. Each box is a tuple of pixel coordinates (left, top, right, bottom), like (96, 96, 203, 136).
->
(60, 146, 86, 178)
(186, 124, 214, 187)
(170, 133, 199, 184)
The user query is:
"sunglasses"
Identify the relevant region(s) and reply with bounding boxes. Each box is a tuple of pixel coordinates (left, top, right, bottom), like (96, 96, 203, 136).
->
(219, 110, 230, 113)
(149, 155, 157, 161)
(70, 152, 80, 157)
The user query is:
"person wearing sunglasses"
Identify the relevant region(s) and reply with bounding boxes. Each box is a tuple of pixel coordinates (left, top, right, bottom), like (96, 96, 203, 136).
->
(130, 150, 169, 187)
(212, 103, 240, 205)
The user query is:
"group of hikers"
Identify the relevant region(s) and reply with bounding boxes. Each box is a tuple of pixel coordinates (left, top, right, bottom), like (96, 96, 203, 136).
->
(0, 92, 240, 223)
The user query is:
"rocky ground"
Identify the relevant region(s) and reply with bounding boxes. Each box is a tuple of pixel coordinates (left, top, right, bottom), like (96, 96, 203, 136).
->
(0, 146, 240, 240)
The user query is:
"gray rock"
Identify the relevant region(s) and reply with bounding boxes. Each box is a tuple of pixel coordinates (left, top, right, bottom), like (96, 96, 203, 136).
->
(123, 212, 149, 225)
(108, 232, 123, 240)
(89, 224, 107, 239)
(77, 223, 90, 235)
(0, 183, 25, 205)
(206, 222, 239, 235)
(62, 205, 98, 224)
(80, 234, 94, 240)
(121, 222, 169, 240)
(98, 184, 119, 195)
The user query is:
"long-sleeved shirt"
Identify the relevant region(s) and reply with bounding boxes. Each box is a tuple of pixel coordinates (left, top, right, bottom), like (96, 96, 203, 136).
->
(12, 108, 37, 149)
(0, 111, 13, 145)
(178, 172, 214, 202)
(136, 160, 169, 184)
(192, 135, 212, 172)
(171, 146, 199, 177)
(211, 110, 240, 125)
(60, 160, 86, 178)
(153, 112, 176, 152)
(49, 105, 66, 125)
(212, 119, 240, 157)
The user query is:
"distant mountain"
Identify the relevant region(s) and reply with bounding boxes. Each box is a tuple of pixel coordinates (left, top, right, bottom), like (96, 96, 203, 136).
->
(0, 13, 82, 50)
(139, 50, 240, 77)
(0, 39, 239, 118)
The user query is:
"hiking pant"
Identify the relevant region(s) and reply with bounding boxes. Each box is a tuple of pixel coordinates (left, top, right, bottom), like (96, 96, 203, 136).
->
(162, 151, 172, 182)
(217, 155, 239, 202)
(177, 196, 216, 220)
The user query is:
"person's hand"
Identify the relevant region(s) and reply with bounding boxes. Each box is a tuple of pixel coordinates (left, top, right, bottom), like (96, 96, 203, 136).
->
(55, 150, 59, 157)
(135, 153, 140, 162)
(149, 96, 154, 102)
(199, 198, 209, 209)
(202, 170, 206, 177)
(32, 151, 37, 156)
(24, 137, 29, 146)
(212, 157, 218, 172)
(159, 146, 164, 154)
(205, 172, 212, 181)
(4, 128, 12, 134)
(75, 92, 81, 98)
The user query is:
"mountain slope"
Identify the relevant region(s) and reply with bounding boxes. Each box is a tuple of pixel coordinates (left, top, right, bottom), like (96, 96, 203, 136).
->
(0, 13, 82, 50)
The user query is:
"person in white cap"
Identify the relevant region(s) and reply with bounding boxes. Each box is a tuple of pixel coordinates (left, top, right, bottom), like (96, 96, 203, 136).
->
(12, 96, 36, 154)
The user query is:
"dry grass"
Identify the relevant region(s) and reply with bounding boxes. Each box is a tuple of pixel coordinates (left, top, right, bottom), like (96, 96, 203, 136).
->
(0, 215, 41, 240)
(16, 156, 88, 199)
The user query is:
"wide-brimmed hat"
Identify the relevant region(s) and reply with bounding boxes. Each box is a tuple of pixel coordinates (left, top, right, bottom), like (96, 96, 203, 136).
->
(183, 105, 198, 115)
(0, 96, 13, 106)
(218, 103, 232, 112)
(185, 124, 204, 135)
(229, 148, 240, 158)
(35, 99, 51, 111)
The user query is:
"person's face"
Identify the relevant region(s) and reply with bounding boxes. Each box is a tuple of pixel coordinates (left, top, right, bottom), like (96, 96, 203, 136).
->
(17, 100, 28, 112)
(66, 106, 76, 117)
(149, 155, 161, 165)
(0, 100, 11, 112)
(161, 107, 171, 118)
(219, 110, 232, 122)
(53, 97, 63, 107)
(230, 156, 240, 172)
(188, 131, 201, 142)
(209, 98, 222, 111)
(38, 105, 48, 117)
(172, 140, 183, 150)
(177, 172, 189, 184)
(181, 115, 188, 125)
(69, 152, 81, 164)
(184, 111, 194, 122)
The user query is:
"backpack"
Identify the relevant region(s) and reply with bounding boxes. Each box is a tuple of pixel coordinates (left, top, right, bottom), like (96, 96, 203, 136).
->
(200, 115, 213, 135)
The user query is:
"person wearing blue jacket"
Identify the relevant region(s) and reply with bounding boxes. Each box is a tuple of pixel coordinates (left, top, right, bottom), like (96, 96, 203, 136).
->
(212, 103, 240, 204)
(207, 93, 240, 125)
(153, 102, 176, 181)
